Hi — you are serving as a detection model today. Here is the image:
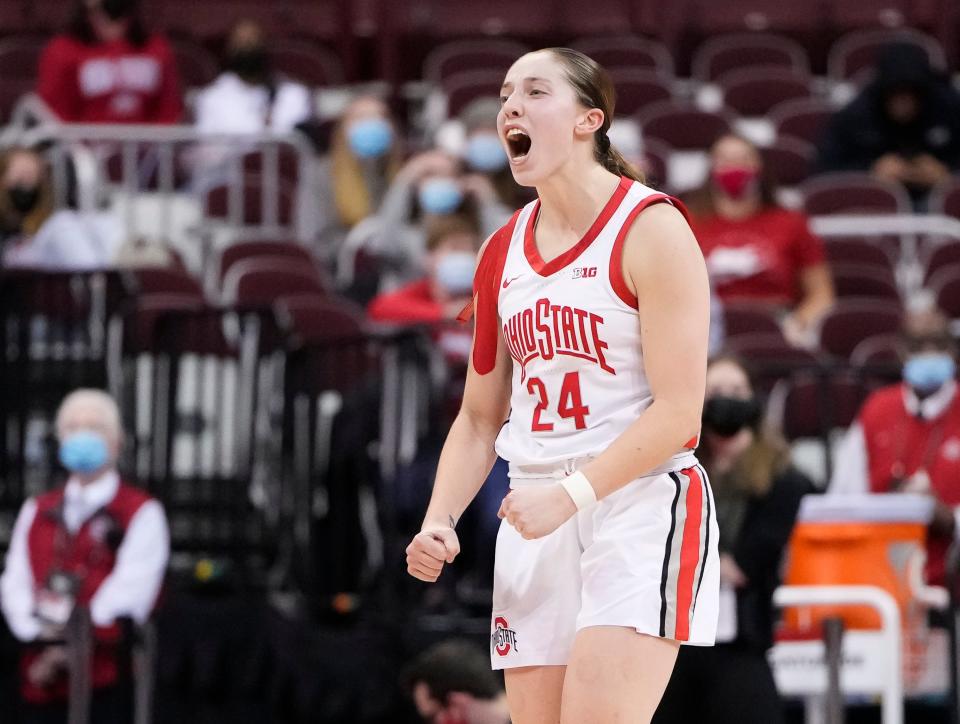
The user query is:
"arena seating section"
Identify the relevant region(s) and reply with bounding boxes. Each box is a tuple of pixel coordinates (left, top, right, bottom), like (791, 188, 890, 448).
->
(1, 7, 960, 715)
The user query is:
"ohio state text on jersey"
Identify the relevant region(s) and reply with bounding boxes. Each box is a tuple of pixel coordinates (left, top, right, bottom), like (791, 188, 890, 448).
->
(489, 176, 698, 469)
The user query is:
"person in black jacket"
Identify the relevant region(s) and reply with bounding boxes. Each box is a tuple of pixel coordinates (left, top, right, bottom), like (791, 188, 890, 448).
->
(654, 355, 813, 724)
(815, 41, 960, 205)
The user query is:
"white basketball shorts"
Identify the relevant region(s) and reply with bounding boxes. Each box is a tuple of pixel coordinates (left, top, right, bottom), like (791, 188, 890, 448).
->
(490, 462, 719, 669)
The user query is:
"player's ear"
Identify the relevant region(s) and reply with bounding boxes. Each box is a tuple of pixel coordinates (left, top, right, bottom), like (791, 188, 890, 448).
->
(575, 108, 605, 139)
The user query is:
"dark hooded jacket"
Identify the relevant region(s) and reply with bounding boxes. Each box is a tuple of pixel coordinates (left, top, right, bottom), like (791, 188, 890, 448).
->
(815, 42, 960, 174)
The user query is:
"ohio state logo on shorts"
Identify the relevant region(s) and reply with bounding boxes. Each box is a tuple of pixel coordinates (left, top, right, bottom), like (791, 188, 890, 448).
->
(491, 616, 519, 656)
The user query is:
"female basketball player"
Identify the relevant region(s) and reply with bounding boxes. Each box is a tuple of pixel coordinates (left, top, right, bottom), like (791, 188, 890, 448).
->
(406, 47, 718, 724)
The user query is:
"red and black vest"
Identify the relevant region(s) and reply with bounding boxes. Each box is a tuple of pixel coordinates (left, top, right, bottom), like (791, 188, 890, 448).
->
(21, 481, 152, 703)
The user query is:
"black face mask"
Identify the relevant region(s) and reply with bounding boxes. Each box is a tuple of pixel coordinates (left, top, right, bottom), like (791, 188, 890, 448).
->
(227, 48, 269, 81)
(100, 0, 134, 21)
(702, 396, 761, 438)
(8, 185, 40, 214)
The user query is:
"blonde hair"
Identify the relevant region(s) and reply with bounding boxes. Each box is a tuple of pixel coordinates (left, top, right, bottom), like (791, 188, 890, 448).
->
(330, 111, 401, 228)
(0, 147, 55, 235)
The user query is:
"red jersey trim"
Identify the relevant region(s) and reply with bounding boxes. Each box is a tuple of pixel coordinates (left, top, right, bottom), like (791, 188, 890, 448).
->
(469, 210, 522, 375)
(524, 176, 632, 277)
(609, 194, 691, 309)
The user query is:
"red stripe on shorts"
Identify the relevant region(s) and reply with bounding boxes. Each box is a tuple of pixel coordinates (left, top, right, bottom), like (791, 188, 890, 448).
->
(674, 466, 704, 641)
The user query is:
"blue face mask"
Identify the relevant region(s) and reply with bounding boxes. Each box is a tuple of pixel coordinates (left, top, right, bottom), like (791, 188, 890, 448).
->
(465, 133, 508, 172)
(346, 118, 393, 159)
(435, 251, 476, 295)
(59, 430, 110, 474)
(418, 178, 464, 215)
(903, 353, 956, 394)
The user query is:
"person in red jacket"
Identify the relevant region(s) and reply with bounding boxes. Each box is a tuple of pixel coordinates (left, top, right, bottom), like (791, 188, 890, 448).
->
(368, 215, 481, 326)
(37, 0, 183, 124)
(685, 133, 835, 348)
(830, 303, 960, 586)
(0, 388, 169, 722)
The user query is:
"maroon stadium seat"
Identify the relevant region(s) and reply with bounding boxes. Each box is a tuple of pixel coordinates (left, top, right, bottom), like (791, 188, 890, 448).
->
(442, 70, 506, 117)
(718, 67, 812, 117)
(169, 37, 218, 88)
(827, 28, 946, 82)
(275, 293, 366, 344)
(722, 302, 785, 340)
(608, 69, 673, 116)
(204, 174, 296, 227)
(781, 373, 866, 440)
(424, 39, 529, 84)
(221, 259, 327, 308)
(850, 333, 902, 368)
(691, 32, 810, 82)
(725, 333, 821, 394)
(928, 179, 960, 219)
(818, 299, 902, 359)
(929, 265, 960, 318)
(761, 137, 814, 187)
(830, 264, 900, 302)
(218, 240, 319, 287)
(126, 267, 204, 298)
(923, 242, 960, 284)
(0, 36, 46, 122)
(557, 0, 637, 38)
(800, 173, 911, 215)
(639, 138, 671, 189)
(637, 102, 733, 151)
(822, 237, 896, 277)
(771, 97, 833, 146)
(267, 40, 343, 87)
(570, 36, 675, 77)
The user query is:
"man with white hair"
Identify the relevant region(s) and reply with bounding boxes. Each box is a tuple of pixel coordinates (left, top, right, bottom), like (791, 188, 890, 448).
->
(0, 388, 169, 720)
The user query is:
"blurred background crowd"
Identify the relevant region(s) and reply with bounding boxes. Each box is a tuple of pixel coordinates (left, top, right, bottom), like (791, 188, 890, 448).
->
(1, 0, 960, 721)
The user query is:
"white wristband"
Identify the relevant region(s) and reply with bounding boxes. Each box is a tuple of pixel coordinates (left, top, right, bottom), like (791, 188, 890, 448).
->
(560, 470, 597, 510)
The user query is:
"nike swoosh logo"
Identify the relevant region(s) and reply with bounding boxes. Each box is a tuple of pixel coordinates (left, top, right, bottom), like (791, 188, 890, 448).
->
(502, 275, 521, 289)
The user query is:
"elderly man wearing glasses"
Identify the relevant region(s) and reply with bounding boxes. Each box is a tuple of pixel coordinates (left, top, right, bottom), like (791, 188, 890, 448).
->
(1, 388, 168, 723)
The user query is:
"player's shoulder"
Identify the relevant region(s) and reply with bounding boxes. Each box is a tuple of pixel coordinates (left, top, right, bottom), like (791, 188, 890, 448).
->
(479, 207, 525, 260)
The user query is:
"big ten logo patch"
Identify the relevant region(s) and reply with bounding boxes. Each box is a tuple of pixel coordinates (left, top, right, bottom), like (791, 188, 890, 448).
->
(572, 266, 597, 279)
(491, 616, 519, 656)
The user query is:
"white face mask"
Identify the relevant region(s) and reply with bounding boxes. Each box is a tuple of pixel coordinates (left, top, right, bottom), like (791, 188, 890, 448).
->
(435, 252, 476, 295)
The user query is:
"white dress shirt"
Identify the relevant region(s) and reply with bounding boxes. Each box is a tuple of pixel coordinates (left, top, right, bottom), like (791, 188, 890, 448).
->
(0, 471, 169, 642)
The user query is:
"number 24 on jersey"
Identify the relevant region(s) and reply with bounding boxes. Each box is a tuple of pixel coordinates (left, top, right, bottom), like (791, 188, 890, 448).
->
(526, 371, 590, 432)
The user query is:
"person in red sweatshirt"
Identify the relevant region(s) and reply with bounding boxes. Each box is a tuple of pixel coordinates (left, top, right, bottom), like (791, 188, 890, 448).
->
(368, 215, 480, 325)
(685, 133, 835, 348)
(0, 389, 169, 723)
(37, 0, 183, 124)
(830, 302, 960, 586)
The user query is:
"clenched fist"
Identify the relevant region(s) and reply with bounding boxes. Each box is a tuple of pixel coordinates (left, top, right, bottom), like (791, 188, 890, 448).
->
(498, 484, 577, 540)
(406, 525, 461, 582)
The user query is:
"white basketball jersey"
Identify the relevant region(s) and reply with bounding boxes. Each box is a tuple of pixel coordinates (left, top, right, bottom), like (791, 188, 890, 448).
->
(492, 177, 697, 470)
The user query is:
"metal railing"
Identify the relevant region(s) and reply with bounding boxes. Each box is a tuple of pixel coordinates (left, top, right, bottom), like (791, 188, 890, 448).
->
(8, 118, 319, 252)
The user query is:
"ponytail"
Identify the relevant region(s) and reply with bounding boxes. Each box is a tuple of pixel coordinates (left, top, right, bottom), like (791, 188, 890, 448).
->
(595, 129, 644, 183)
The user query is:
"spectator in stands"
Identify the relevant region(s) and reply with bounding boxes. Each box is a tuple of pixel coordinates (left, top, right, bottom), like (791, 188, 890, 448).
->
(655, 356, 811, 724)
(816, 42, 960, 205)
(193, 19, 312, 135)
(0, 146, 123, 270)
(345, 148, 511, 294)
(402, 639, 510, 724)
(830, 301, 960, 586)
(457, 97, 530, 209)
(686, 134, 834, 348)
(0, 389, 169, 722)
(316, 94, 401, 252)
(367, 215, 479, 328)
(37, 0, 182, 124)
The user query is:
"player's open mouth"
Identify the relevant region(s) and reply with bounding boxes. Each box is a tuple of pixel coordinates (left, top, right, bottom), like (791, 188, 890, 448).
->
(505, 127, 532, 162)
